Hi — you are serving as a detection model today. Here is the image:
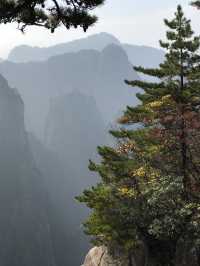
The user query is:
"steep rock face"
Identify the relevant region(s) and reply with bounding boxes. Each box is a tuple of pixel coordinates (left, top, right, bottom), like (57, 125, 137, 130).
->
(45, 90, 106, 187)
(0, 74, 55, 266)
(29, 133, 90, 266)
(27, 91, 106, 265)
(94, 44, 140, 122)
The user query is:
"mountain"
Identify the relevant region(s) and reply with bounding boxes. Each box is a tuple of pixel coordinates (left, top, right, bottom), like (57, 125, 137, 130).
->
(45, 90, 106, 175)
(29, 133, 90, 266)
(7, 32, 164, 69)
(0, 44, 140, 140)
(44, 91, 106, 249)
(0, 74, 56, 266)
(8, 32, 120, 63)
(29, 91, 107, 266)
(123, 44, 165, 67)
(0, 43, 138, 264)
(0, 32, 166, 266)
(0, 74, 101, 266)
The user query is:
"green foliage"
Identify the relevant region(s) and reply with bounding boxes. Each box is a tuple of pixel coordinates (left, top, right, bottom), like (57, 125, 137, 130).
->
(191, 1, 200, 8)
(77, 5, 200, 266)
(0, 0, 105, 32)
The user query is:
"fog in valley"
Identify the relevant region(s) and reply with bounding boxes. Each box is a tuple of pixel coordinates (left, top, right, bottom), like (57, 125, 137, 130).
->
(0, 32, 164, 266)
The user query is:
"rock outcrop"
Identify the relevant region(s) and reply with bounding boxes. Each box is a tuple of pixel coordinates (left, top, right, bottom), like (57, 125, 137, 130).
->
(82, 246, 146, 266)
(83, 241, 200, 266)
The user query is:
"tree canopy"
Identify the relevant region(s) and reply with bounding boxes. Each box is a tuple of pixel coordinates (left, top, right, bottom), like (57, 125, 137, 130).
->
(78, 5, 200, 266)
(0, 0, 105, 32)
(191, 1, 200, 8)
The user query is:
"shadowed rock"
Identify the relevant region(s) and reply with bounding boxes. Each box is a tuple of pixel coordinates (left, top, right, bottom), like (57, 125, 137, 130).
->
(0, 74, 56, 266)
(82, 246, 146, 266)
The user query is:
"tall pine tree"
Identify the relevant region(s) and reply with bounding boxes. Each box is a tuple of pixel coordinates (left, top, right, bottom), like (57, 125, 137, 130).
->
(78, 5, 200, 266)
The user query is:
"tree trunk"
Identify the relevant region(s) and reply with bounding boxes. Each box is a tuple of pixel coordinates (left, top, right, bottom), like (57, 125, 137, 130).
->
(128, 252, 133, 266)
(180, 48, 188, 195)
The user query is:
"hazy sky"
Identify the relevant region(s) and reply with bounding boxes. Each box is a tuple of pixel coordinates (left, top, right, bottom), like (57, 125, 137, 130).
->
(0, 0, 199, 58)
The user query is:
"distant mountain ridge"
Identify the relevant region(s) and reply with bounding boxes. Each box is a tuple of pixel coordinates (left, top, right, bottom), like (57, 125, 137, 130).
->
(0, 43, 140, 139)
(8, 32, 120, 63)
(123, 43, 164, 68)
(7, 32, 165, 67)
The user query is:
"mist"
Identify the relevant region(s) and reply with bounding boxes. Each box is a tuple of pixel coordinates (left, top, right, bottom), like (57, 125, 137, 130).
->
(0, 31, 164, 266)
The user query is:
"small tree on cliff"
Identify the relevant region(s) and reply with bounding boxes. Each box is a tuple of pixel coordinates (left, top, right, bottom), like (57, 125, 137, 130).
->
(0, 0, 104, 32)
(78, 5, 200, 266)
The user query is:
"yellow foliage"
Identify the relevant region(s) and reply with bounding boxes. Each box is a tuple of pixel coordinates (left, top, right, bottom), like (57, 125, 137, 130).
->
(118, 187, 136, 198)
(148, 144, 162, 155)
(131, 165, 160, 184)
(147, 95, 172, 109)
(132, 167, 146, 177)
(148, 100, 163, 108)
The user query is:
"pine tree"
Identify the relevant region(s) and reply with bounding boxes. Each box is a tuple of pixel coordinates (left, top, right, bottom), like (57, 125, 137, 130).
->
(191, 1, 200, 8)
(78, 6, 200, 266)
(124, 5, 200, 197)
(0, 0, 104, 32)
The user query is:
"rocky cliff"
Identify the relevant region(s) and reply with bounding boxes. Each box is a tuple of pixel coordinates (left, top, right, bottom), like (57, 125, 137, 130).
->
(28, 91, 106, 265)
(29, 132, 90, 266)
(45, 90, 106, 193)
(0, 74, 56, 266)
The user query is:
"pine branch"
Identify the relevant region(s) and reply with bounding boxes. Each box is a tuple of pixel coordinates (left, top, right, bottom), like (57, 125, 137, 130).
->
(191, 1, 200, 8)
(0, 0, 105, 32)
(134, 66, 166, 78)
(125, 80, 165, 90)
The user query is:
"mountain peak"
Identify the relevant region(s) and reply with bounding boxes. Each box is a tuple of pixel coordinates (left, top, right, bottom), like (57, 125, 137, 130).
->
(8, 32, 120, 63)
(86, 32, 120, 44)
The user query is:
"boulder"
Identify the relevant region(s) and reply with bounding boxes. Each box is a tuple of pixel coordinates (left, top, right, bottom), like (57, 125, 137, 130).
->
(82, 246, 146, 266)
